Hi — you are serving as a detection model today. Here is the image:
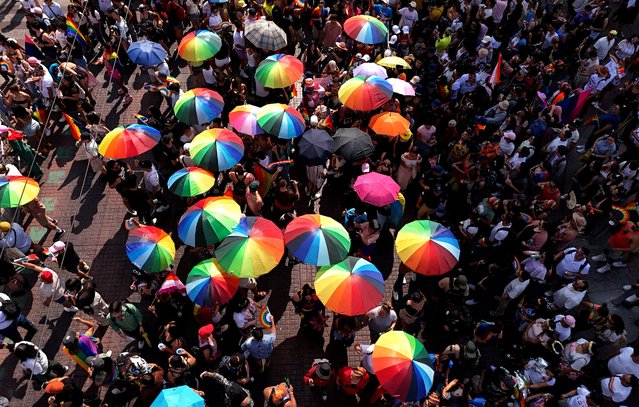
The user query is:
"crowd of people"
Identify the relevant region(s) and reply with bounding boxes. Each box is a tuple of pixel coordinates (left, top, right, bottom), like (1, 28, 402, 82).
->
(1, 0, 639, 405)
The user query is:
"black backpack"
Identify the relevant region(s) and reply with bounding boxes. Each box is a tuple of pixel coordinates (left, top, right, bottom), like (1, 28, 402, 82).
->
(233, 174, 248, 198)
(1, 298, 21, 320)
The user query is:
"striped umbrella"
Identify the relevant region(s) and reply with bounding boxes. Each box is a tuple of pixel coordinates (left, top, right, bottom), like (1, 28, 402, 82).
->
(186, 259, 239, 306)
(178, 30, 222, 61)
(178, 196, 243, 246)
(174, 88, 224, 125)
(353, 62, 388, 79)
(98, 124, 161, 159)
(396, 220, 460, 276)
(167, 167, 216, 197)
(256, 103, 306, 139)
(255, 54, 304, 88)
(338, 75, 393, 111)
(190, 128, 244, 172)
(284, 214, 351, 266)
(245, 20, 287, 51)
(126, 226, 175, 273)
(229, 104, 264, 135)
(344, 15, 389, 44)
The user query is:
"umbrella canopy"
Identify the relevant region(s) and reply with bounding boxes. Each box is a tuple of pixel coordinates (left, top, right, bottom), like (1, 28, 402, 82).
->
(151, 386, 205, 407)
(186, 258, 239, 306)
(98, 124, 161, 159)
(256, 103, 306, 139)
(396, 220, 460, 276)
(178, 30, 222, 61)
(157, 271, 186, 296)
(167, 167, 215, 197)
(611, 205, 630, 224)
(284, 214, 351, 266)
(245, 20, 287, 51)
(298, 128, 333, 166)
(126, 226, 175, 273)
(353, 62, 388, 79)
(344, 15, 389, 44)
(354, 172, 400, 206)
(389, 193, 406, 228)
(229, 104, 264, 135)
(372, 331, 435, 401)
(387, 78, 416, 96)
(256, 54, 304, 88)
(127, 40, 167, 66)
(369, 112, 411, 137)
(174, 88, 224, 125)
(0, 176, 39, 208)
(178, 196, 242, 246)
(377, 56, 412, 69)
(315, 256, 384, 316)
(338, 75, 393, 111)
(215, 216, 284, 278)
(333, 128, 375, 161)
(190, 128, 244, 172)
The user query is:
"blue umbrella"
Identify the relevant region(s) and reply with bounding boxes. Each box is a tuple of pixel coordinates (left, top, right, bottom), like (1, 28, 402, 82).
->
(298, 128, 333, 166)
(127, 40, 167, 67)
(151, 386, 205, 407)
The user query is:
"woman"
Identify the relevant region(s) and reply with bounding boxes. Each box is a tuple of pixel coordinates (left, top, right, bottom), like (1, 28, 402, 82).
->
(291, 284, 327, 333)
(13, 341, 66, 383)
(198, 324, 221, 368)
(301, 42, 323, 74)
(398, 291, 426, 334)
(560, 339, 597, 377)
(3, 83, 32, 109)
(229, 164, 254, 209)
(166, 349, 197, 387)
(395, 146, 422, 191)
(596, 314, 626, 345)
(157, 321, 185, 355)
(331, 314, 357, 347)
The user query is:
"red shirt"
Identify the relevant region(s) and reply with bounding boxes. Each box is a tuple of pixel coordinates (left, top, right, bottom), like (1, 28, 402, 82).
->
(337, 367, 369, 395)
(303, 365, 335, 388)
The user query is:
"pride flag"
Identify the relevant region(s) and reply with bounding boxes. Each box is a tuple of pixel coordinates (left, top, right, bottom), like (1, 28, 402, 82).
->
(62, 113, 84, 141)
(24, 35, 44, 59)
(488, 53, 502, 85)
(66, 18, 87, 48)
(33, 106, 47, 124)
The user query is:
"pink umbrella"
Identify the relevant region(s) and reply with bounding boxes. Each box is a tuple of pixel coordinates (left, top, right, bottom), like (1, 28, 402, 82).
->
(387, 78, 416, 96)
(156, 271, 186, 295)
(354, 172, 400, 206)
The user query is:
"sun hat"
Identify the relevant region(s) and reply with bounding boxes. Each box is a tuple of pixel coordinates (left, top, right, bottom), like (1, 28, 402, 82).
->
(316, 362, 332, 379)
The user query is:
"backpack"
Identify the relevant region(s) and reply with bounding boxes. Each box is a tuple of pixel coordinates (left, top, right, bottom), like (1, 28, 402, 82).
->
(0, 298, 21, 320)
(233, 175, 248, 198)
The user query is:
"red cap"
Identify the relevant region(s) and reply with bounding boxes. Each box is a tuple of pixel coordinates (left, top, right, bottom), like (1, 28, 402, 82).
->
(45, 381, 65, 394)
(40, 270, 53, 284)
(198, 324, 214, 338)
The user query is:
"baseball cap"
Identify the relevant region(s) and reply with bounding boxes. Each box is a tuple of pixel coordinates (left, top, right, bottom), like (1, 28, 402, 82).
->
(198, 324, 214, 338)
(361, 163, 370, 173)
(609, 30, 618, 36)
(0, 125, 9, 133)
(402, 26, 410, 34)
(249, 180, 260, 192)
(40, 270, 54, 284)
(392, 25, 400, 34)
(48, 241, 66, 254)
(464, 341, 478, 359)
(30, 7, 43, 14)
(389, 35, 398, 45)
(310, 115, 319, 126)
(563, 315, 576, 328)
(0, 222, 10, 232)
(362, 54, 370, 62)
(409, 1, 416, 6)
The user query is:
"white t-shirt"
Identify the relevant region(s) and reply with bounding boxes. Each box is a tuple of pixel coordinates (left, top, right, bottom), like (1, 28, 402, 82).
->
(39, 268, 65, 300)
(366, 306, 397, 334)
(556, 249, 590, 278)
(15, 342, 48, 375)
(142, 166, 161, 192)
(83, 139, 99, 160)
(233, 304, 257, 328)
(600, 376, 631, 402)
(562, 339, 591, 371)
(503, 278, 529, 299)
(36, 73, 54, 99)
(608, 347, 639, 377)
(359, 344, 375, 374)
(522, 257, 547, 281)
(553, 284, 586, 310)
(398, 8, 418, 28)
(553, 315, 572, 341)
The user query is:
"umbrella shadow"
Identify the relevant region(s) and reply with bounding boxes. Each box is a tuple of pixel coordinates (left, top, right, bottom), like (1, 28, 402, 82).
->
(71, 177, 107, 234)
(58, 160, 92, 192)
(89, 227, 133, 297)
(256, 262, 292, 324)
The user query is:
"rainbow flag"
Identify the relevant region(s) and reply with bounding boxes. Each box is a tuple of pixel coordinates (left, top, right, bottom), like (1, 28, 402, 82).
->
(24, 35, 44, 59)
(33, 106, 47, 124)
(265, 160, 294, 169)
(488, 53, 502, 85)
(323, 114, 334, 129)
(253, 163, 274, 198)
(62, 113, 84, 141)
(66, 18, 87, 49)
(135, 114, 149, 124)
(557, 89, 592, 123)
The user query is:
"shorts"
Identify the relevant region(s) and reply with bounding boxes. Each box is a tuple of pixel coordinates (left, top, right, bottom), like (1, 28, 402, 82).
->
(215, 57, 231, 68)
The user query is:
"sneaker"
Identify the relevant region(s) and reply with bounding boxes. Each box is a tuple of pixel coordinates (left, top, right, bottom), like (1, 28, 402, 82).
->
(597, 264, 611, 274)
(465, 299, 479, 305)
(591, 254, 607, 262)
(612, 261, 627, 268)
(53, 229, 65, 241)
(240, 69, 249, 79)
(111, 388, 125, 395)
(137, 340, 145, 349)
(321, 391, 328, 401)
(623, 285, 633, 291)
(127, 210, 138, 216)
(575, 146, 586, 153)
(156, 205, 169, 213)
(393, 291, 399, 301)
(63, 306, 79, 313)
(63, 365, 69, 373)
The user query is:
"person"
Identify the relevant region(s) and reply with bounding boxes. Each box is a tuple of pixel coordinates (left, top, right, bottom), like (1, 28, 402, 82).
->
(607, 345, 639, 377)
(560, 339, 596, 375)
(0, 293, 38, 342)
(197, 324, 221, 368)
(12, 340, 67, 382)
(79, 132, 105, 175)
(246, 180, 263, 216)
(304, 359, 334, 401)
(0, 221, 33, 259)
(22, 196, 64, 240)
(240, 320, 276, 373)
(336, 365, 369, 401)
(63, 278, 109, 326)
(554, 247, 590, 280)
(47, 240, 91, 280)
(200, 370, 253, 406)
(553, 280, 588, 310)
(166, 348, 197, 387)
(599, 374, 636, 403)
(137, 159, 169, 213)
(61, 317, 100, 372)
(263, 382, 297, 407)
(365, 302, 397, 342)
(232, 297, 264, 335)
(16, 260, 76, 312)
(106, 300, 145, 350)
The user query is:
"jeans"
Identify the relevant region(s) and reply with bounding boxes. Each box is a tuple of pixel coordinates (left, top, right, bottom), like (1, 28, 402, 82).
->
(0, 314, 37, 342)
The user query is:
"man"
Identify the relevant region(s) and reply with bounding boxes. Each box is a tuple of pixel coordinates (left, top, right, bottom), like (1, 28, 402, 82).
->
(64, 278, 109, 326)
(62, 317, 101, 372)
(553, 280, 588, 310)
(336, 366, 369, 401)
(137, 160, 169, 213)
(17, 260, 76, 312)
(365, 302, 397, 342)
(107, 300, 145, 349)
(240, 321, 277, 373)
(200, 371, 253, 406)
(554, 247, 590, 279)
(553, 314, 575, 342)
(48, 241, 91, 280)
(593, 30, 617, 60)
(41, 0, 64, 20)
(600, 374, 636, 402)
(398, 2, 418, 29)
(0, 221, 33, 259)
(374, 0, 393, 27)
(493, 270, 530, 316)
(608, 345, 639, 377)
(559, 386, 592, 407)
(0, 292, 37, 342)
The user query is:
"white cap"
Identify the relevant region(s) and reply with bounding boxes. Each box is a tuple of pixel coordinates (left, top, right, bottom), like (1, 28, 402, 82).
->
(409, 1, 416, 7)
(392, 25, 400, 34)
(389, 35, 398, 45)
(503, 130, 516, 140)
(410, 76, 420, 84)
(310, 115, 319, 126)
(576, 386, 590, 397)
(402, 26, 410, 34)
(355, 53, 363, 59)
(482, 35, 492, 44)
(48, 241, 66, 254)
(362, 54, 370, 62)
(361, 163, 370, 173)
(384, 49, 392, 57)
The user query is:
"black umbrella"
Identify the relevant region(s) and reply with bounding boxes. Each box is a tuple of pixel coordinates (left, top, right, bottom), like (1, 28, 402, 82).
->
(298, 128, 333, 166)
(332, 128, 375, 161)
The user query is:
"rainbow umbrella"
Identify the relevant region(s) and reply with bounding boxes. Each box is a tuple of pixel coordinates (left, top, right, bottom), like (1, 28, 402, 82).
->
(167, 167, 215, 197)
(354, 172, 400, 206)
(190, 129, 244, 172)
(353, 62, 388, 79)
(255, 54, 304, 88)
(377, 56, 412, 69)
(178, 30, 222, 62)
(0, 176, 39, 208)
(215, 216, 284, 278)
(372, 331, 435, 401)
(284, 214, 351, 266)
(98, 124, 161, 159)
(396, 220, 460, 276)
(174, 88, 224, 125)
(126, 226, 175, 273)
(338, 76, 393, 111)
(178, 196, 242, 246)
(612, 205, 630, 224)
(315, 256, 384, 316)
(157, 271, 186, 295)
(387, 78, 415, 96)
(344, 15, 389, 44)
(229, 105, 264, 135)
(256, 103, 306, 139)
(369, 112, 411, 137)
(186, 258, 239, 306)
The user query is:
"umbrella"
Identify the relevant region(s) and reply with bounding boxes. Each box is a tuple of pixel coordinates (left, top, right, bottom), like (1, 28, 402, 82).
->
(151, 386, 205, 407)
(315, 256, 384, 316)
(127, 40, 167, 67)
(387, 78, 416, 96)
(229, 104, 264, 135)
(167, 167, 215, 197)
(186, 258, 239, 306)
(255, 54, 304, 88)
(338, 75, 393, 111)
(98, 124, 161, 159)
(344, 15, 389, 44)
(126, 226, 175, 273)
(354, 172, 400, 206)
(611, 205, 630, 224)
(377, 56, 412, 69)
(298, 128, 333, 166)
(156, 271, 186, 296)
(389, 193, 406, 227)
(190, 128, 244, 172)
(178, 30, 222, 61)
(245, 20, 287, 51)
(178, 196, 242, 246)
(0, 176, 39, 208)
(333, 128, 375, 161)
(372, 331, 434, 401)
(396, 220, 460, 276)
(174, 88, 224, 125)
(215, 216, 284, 278)
(369, 112, 411, 136)
(284, 214, 351, 266)
(353, 62, 387, 79)
(256, 103, 306, 139)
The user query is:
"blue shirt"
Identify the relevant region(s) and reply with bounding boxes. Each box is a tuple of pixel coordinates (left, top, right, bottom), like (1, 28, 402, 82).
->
(374, 4, 393, 21)
(241, 332, 276, 359)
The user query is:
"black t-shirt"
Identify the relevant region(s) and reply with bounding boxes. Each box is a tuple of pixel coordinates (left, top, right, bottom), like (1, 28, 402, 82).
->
(122, 188, 152, 211)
